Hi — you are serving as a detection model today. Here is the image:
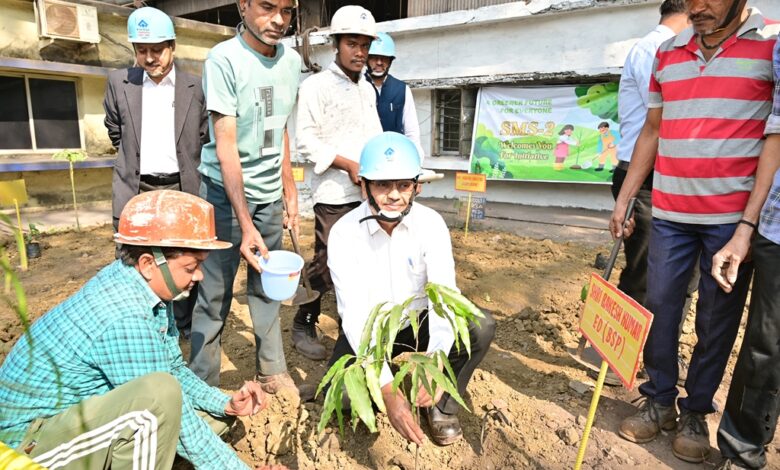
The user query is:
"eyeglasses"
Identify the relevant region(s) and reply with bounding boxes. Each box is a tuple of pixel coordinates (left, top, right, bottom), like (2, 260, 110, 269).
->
(369, 179, 416, 194)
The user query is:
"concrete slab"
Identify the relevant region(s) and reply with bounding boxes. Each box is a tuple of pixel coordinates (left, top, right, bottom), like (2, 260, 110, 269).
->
(418, 197, 612, 246)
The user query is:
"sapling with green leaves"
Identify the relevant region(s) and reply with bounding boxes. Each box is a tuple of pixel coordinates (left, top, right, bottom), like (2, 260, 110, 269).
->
(52, 149, 88, 231)
(23, 223, 40, 245)
(316, 282, 485, 437)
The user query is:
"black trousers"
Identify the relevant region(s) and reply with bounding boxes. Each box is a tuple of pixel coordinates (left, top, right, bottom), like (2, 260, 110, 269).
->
(718, 234, 780, 469)
(327, 310, 496, 414)
(294, 201, 361, 325)
(611, 166, 654, 306)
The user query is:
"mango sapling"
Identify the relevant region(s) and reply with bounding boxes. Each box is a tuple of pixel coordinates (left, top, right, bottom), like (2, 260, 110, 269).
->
(52, 149, 88, 231)
(316, 282, 485, 440)
(23, 223, 41, 259)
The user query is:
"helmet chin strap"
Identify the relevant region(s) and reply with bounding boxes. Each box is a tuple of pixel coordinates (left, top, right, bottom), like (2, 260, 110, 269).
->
(359, 180, 418, 225)
(703, 0, 744, 37)
(152, 247, 182, 299)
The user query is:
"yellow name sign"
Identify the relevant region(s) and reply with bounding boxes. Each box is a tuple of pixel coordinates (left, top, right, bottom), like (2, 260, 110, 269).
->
(579, 273, 653, 389)
(454, 172, 486, 193)
(292, 167, 305, 183)
(0, 180, 28, 206)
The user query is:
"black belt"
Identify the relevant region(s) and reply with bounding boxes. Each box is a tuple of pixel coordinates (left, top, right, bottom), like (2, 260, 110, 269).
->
(141, 173, 180, 186)
(616, 160, 630, 171)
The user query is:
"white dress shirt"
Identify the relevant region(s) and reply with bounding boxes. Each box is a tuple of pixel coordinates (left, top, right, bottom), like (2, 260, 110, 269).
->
(328, 201, 457, 387)
(296, 62, 383, 205)
(140, 66, 179, 175)
(617, 24, 676, 162)
(374, 79, 425, 161)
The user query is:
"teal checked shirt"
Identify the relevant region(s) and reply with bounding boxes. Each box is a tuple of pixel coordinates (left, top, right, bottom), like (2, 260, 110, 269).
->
(0, 260, 248, 469)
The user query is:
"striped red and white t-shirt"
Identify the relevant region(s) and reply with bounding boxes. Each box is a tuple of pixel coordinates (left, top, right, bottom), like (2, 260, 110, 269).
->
(649, 8, 780, 224)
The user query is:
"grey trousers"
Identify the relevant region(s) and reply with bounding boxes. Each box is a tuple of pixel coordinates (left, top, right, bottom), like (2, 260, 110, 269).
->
(188, 176, 285, 386)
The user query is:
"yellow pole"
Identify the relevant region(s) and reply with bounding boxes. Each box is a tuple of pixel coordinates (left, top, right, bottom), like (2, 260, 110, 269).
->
(14, 199, 27, 271)
(573, 360, 609, 470)
(464, 193, 473, 238)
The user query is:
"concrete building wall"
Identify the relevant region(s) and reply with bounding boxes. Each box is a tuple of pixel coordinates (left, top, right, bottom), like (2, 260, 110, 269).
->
(0, 0, 232, 209)
(0, 0, 232, 158)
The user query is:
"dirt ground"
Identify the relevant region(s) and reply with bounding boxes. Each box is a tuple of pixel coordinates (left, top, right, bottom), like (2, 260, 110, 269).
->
(2, 220, 778, 470)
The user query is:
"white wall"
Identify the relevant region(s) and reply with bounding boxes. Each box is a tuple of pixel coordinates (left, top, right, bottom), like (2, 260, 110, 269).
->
(287, 0, 780, 210)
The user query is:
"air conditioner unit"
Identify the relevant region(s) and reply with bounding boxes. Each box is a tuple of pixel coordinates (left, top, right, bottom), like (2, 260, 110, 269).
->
(36, 0, 101, 44)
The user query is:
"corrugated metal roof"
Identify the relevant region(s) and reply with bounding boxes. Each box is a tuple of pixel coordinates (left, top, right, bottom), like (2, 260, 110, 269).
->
(408, 0, 520, 17)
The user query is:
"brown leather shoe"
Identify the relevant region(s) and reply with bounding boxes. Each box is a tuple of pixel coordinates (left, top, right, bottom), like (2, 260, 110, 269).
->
(256, 372, 299, 396)
(618, 396, 678, 443)
(672, 409, 710, 463)
(425, 406, 462, 446)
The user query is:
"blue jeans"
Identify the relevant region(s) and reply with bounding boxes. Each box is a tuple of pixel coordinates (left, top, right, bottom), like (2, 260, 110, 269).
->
(188, 176, 285, 387)
(640, 218, 753, 413)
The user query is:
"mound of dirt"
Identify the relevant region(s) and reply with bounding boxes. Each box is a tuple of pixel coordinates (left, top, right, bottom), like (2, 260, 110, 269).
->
(2, 222, 776, 469)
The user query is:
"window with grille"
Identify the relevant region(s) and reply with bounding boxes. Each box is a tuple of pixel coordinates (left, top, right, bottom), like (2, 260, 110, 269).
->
(433, 88, 476, 157)
(0, 74, 81, 151)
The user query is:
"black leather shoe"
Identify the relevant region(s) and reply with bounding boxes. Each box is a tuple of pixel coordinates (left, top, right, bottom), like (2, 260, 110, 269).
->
(425, 406, 462, 446)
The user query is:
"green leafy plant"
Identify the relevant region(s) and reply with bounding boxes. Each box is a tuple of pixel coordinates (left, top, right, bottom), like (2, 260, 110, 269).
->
(52, 149, 88, 231)
(316, 283, 485, 436)
(23, 223, 40, 245)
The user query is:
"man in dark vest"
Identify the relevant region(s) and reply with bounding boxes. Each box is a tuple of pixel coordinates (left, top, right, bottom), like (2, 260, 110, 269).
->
(366, 32, 424, 160)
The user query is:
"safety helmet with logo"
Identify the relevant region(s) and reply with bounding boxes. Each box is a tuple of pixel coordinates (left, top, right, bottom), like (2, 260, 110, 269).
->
(127, 7, 176, 43)
(329, 5, 377, 39)
(358, 132, 422, 224)
(115, 190, 230, 297)
(369, 32, 395, 59)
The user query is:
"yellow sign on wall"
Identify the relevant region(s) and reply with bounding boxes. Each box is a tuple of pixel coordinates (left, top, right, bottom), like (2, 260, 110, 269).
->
(292, 167, 305, 183)
(579, 273, 653, 389)
(455, 172, 487, 192)
(0, 180, 28, 206)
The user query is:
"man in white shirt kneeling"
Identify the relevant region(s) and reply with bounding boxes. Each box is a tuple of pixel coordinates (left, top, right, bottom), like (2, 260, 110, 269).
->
(326, 132, 495, 446)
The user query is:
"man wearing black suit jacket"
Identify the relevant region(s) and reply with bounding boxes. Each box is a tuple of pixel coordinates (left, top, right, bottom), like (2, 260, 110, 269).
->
(103, 7, 208, 337)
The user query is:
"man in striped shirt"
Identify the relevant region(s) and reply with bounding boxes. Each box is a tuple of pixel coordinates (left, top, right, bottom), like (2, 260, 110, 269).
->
(610, 0, 780, 463)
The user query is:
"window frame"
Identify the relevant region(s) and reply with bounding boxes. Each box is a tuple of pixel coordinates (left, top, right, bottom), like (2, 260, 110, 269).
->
(0, 71, 84, 155)
(432, 87, 476, 159)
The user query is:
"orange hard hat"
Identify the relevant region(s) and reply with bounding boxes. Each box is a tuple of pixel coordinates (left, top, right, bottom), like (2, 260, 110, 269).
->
(114, 190, 231, 250)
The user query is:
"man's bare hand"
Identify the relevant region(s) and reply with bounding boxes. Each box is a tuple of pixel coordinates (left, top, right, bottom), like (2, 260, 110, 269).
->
(241, 227, 269, 273)
(712, 226, 753, 293)
(382, 384, 426, 445)
(255, 465, 288, 470)
(609, 200, 636, 239)
(283, 197, 300, 241)
(414, 361, 445, 408)
(346, 160, 360, 185)
(225, 381, 267, 416)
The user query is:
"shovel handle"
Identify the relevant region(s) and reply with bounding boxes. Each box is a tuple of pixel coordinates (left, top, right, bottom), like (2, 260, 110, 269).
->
(577, 197, 637, 356)
(281, 197, 317, 297)
(288, 227, 316, 294)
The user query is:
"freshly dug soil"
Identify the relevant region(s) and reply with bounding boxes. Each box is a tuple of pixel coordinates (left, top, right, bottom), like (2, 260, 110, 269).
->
(1, 221, 776, 470)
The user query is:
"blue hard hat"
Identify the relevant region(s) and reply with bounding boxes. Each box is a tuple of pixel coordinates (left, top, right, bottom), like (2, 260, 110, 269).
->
(128, 7, 175, 43)
(359, 132, 421, 180)
(369, 32, 396, 58)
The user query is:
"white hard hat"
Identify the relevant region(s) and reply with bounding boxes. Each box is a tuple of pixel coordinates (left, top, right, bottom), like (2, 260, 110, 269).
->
(330, 5, 377, 39)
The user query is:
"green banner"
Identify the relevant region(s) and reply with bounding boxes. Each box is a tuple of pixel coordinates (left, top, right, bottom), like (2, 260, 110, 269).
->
(470, 84, 620, 184)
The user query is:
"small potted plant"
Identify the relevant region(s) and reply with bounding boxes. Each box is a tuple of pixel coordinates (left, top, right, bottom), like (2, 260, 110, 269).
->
(24, 223, 41, 259)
